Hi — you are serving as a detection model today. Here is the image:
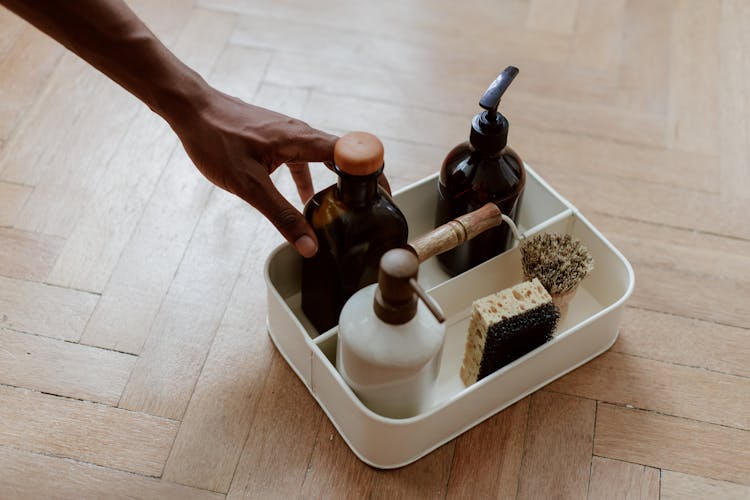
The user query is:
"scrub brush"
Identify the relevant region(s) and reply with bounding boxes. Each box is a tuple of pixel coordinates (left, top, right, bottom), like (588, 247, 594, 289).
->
(408, 203, 594, 317)
(520, 232, 594, 317)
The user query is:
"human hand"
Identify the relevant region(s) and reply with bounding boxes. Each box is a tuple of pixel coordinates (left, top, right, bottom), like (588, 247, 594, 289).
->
(166, 87, 337, 257)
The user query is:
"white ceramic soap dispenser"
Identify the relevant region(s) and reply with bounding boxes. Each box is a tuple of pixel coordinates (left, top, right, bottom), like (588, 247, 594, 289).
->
(336, 248, 446, 419)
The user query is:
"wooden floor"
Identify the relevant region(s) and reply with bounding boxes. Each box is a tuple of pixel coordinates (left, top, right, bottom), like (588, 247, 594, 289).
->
(1, 0, 749, 498)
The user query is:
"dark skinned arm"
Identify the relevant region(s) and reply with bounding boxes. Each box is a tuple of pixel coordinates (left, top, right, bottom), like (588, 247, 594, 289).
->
(0, 0, 343, 257)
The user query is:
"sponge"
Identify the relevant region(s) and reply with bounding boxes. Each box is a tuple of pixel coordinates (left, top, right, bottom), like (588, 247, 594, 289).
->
(460, 279, 559, 385)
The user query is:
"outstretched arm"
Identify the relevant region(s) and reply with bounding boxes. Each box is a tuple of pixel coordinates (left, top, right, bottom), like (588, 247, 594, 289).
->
(1, 0, 337, 257)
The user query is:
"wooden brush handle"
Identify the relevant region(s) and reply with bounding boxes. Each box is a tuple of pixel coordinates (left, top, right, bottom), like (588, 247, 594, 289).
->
(408, 203, 503, 262)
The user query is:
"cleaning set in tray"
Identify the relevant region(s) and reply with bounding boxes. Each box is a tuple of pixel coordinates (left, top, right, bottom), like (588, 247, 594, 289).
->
(263, 66, 635, 468)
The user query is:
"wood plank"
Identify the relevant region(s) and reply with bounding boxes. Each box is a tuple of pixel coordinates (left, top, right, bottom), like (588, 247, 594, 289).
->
(0, 26, 63, 143)
(127, 0, 195, 47)
(661, 470, 750, 499)
(117, 189, 256, 419)
(303, 92, 466, 149)
(0, 52, 110, 185)
(299, 416, 377, 499)
(667, 0, 720, 156)
(527, 0, 580, 35)
(718, 0, 750, 200)
(381, 138, 444, 188)
(516, 391, 595, 499)
(160, 271, 275, 492)
(445, 398, 529, 500)
(0, 275, 98, 342)
(162, 83, 309, 492)
(541, 168, 750, 243)
(0, 446, 223, 500)
(78, 146, 213, 354)
(264, 44, 619, 117)
(4, 5, 221, 237)
(0, 181, 31, 226)
(569, 0, 626, 73)
(614, 307, 750, 378)
(506, 93, 666, 149)
(583, 213, 750, 329)
(78, 8, 237, 351)
(549, 351, 750, 430)
(616, 0, 672, 115)
(0, 7, 25, 60)
(512, 124, 719, 193)
(162, 83, 300, 495)
(0, 328, 135, 404)
(12, 73, 140, 237)
(371, 444, 453, 500)
(226, 350, 322, 500)
(587, 456, 659, 500)
(230, 6, 572, 69)
(0, 385, 178, 476)
(208, 0, 530, 49)
(0, 227, 64, 281)
(46, 18, 253, 294)
(594, 403, 750, 485)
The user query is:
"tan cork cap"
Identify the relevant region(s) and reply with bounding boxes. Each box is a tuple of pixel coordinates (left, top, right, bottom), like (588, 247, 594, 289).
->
(333, 132, 384, 176)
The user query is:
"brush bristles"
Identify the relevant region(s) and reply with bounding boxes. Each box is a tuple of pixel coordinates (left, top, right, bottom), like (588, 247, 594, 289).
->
(520, 233, 594, 295)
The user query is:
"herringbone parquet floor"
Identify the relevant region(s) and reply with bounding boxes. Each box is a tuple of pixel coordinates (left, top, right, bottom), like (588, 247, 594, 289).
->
(1, 0, 748, 498)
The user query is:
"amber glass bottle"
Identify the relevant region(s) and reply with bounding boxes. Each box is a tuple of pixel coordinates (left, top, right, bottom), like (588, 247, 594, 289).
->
(435, 66, 525, 276)
(301, 132, 408, 334)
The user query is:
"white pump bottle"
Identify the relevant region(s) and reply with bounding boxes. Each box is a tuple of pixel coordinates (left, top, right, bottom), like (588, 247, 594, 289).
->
(336, 248, 446, 419)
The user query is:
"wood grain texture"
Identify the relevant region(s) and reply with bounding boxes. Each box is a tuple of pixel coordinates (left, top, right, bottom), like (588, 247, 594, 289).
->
(549, 351, 750, 430)
(47, 33, 262, 296)
(0, 385, 178, 476)
(2, 0, 749, 495)
(78, 8, 237, 351)
(0, 26, 63, 143)
(617, 0, 671, 115)
(661, 470, 750, 500)
(719, 0, 750, 200)
(445, 398, 529, 500)
(0, 446, 223, 500)
(527, 0, 580, 34)
(0, 52, 100, 186)
(161, 83, 305, 492)
(0, 328, 135, 404)
(0, 227, 64, 281)
(300, 416, 377, 499)
(587, 456, 660, 500)
(161, 214, 279, 492)
(226, 350, 323, 500)
(0, 275, 98, 341)
(371, 443, 454, 500)
(516, 391, 596, 499)
(78, 147, 213, 354)
(0, 8, 25, 60)
(667, 0, 720, 156)
(0, 181, 31, 226)
(614, 307, 750, 378)
(118, 190, 255, 419)
(595, 403, 750, 485)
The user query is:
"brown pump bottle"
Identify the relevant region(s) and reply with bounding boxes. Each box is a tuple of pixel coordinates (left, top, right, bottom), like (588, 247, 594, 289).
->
(301, 132, 408, 334)
(435, 66, 525, 276)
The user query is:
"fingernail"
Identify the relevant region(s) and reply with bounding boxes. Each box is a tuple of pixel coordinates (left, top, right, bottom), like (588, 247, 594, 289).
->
(294, 235, 317, 257)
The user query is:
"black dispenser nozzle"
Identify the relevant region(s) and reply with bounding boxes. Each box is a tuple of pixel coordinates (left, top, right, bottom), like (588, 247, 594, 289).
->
(470, 66, 519, 152)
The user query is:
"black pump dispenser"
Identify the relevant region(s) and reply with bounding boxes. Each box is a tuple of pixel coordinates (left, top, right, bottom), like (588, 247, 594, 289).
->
(469, 66, 518, 153)
(434, 65, 526, 276)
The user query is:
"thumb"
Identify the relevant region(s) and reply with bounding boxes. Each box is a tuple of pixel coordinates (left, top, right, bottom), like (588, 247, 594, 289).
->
(246, 176, 318, 258)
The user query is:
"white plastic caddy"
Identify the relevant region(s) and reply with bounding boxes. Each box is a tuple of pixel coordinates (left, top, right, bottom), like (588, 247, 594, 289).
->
(264, 165, 634, 469)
